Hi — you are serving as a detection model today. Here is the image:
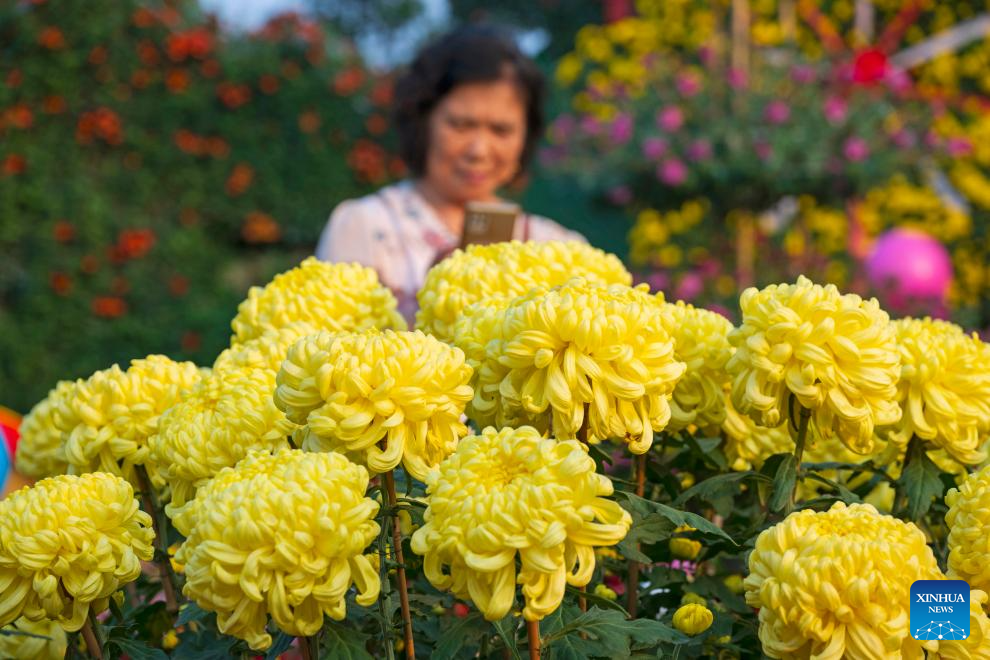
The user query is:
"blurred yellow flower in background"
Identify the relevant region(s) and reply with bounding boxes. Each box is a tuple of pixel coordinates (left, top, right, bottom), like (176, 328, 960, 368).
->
(945, 464, 990, 593)
(230, 257, 405, 344)
(0, 473, 154, 631)
(176, 449, 380, 651)
(411, 426, 631, 621)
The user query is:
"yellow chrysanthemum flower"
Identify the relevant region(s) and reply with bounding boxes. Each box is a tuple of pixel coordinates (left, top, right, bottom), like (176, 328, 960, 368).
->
(274, 329, 473, 480)
(15, 381, 72, 478)
(927, 589, 990, 659)
(213, 321, 319, 374)
(416, 241, 631, 343)
(230, 257, 405, 344)
(721, 390, 794, 471)
(745, 502, 943, 659)
(0, 617, 67, 660)
(946, 464, 990, 593)
(660, 302, 732, 433)
(460, 279, 685, 453)
(0, 473, 154, 631)
(176, 449, 380, 651)
(410, 426, 631, 622)
(889, 318, 990, 465)
(56, 356, 202, 485)
(728, 276, 901, 455)
(672, 603, 713, 636)
(150, 366, 295, 521)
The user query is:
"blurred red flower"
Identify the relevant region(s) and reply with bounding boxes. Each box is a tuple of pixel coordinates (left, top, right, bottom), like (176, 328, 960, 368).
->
(132, 8, 156, 28)
(333, 67, 364, 96)
(200, 60, 221, 78)
(370, 80, 393, 107)
(166, 69, 190, 93)
(5, 69, 22, 88)
(42, 95, 66, 114)
(53, 220, 75, 243)
(77, 107, 123, 145)
(258, 74, 280, 95)
(5, 104, 33, 130)
(217, 82, 251, 109)
(365, 114, 387, 136)
(168, 275, 190, 297)
(88, 45, 108, 66)
(225, 163, 254, 196)
(241, 211, 281, 244)
(116, 228, 156, 260)
(852, 49, 888, 84)
(80, 254, 100, 274)
(298, 110, 321, 134)
(138, 40, 160, 67)
(1, 154, 26, 176)
(167, 29, 213, 62)
(347, 139, 387, 183)
(92, 296, 127, 318)
(38, 26, 66, 50)
(49, 272, 72, 296)
(181, 330, 201, 352)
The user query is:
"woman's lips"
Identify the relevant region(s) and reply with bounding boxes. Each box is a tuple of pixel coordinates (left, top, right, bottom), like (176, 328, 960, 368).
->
(458, 171, 490, 185)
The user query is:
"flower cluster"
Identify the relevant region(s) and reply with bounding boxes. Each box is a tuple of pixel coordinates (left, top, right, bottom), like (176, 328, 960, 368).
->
(230, 258, 405, 344)
(15, 380, 72, 478)
(889, 318, 990, 465)
(728, 276, 901, 454)
(745, 502, 943, 658)
(411, 426, 631, 621)
(660, 301, 733, 433)
(945, 464, 990, 594)
(456, 279, 685, 453)
(176, 449, 380, 651)
(55, 355, 202, 484)
(415, 241, 630, 342)
(0, 473, 154, 631)
(274, 329, 472, 480)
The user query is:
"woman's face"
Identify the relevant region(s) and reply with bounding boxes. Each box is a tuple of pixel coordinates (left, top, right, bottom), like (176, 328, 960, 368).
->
(423, 78, 527, 204)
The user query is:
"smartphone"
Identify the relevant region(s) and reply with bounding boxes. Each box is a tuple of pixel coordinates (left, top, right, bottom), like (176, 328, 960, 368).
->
(460, 201, 519, 248)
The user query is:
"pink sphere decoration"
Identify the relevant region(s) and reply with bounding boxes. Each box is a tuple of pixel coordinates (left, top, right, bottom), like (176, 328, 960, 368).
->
(865, 228, 952, 308)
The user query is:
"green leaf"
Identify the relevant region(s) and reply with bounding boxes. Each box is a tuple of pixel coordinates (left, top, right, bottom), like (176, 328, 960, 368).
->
(768, 454, 797, 513)
(674, 471, 768, 507)
(618, 492, 736, 546)
(618, 512, 676, 562)
(175, 602, 209, 627)
(321, 622, 373, 660)
(899, 441, 944, 520)
(492, 615, 522, 660)
(265, 631, 294, 659)
(109, 638, 168, 660)
(433, 612, 487, 660)
(803, 471, 862, 504)
(565, 585, 629, 617)
(544, 607, 689, 656)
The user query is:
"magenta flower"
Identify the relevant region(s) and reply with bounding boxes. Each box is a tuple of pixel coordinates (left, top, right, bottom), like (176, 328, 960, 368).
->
(609, 112, 634, 144)
(727, 68, 748, 89)
(675, 72, 701, 97)
(891, 129, 916, 149)
(675, 272, 703, 300)
(658, 158, 688, 186)
(947, 137, 973, 157)
(764, 100, 791, 124)
(843, 136, 869, 162)
(549, 114, 576, 142)
(641, 136, 667, 160)
(580, 115, 603, 136)
(790, 65, 817, 84)
(823, 96, 847, 124)
(754, 140, 773, 161)
(686, 138, 712, 162)
(656, 106, 684, 132)
(607, 185, 633, 205)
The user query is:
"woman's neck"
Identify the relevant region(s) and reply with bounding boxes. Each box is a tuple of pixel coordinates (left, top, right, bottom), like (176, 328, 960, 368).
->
(413, 179, 472, 236)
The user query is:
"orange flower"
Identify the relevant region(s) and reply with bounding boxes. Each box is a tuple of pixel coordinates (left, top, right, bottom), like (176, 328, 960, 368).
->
(38, 26, 66, 50)
(91, 296, 128, 318)
(88, 45, 108, 66)
(365, 114, 387, 135)
(42, 95, 66, 114)
(132, 8, 155, 28)
(370, 79, 393, 107)
(137, 40, 160, 66)
(53, 220, 75, 242)
(258, 74, 279, 94)
(298, 110, 320, 134)
(168, 275, 190, 297)
(217, 82, 251, 109)
(116, 228, 156, 259)
(76, 108, 122, 145)
(130, 69, 152, 89)
(1, 154, 26, 176)
(347, 139, 387, 183)
(241, 211, 281, 244)
(200, 60, 221, 78)
(174, 129, 202, 154)
(167, 29, 213, 61)
(80, 255, 99, 274)
(6, 104, 33, 130)
(165, 69, 189, 93)
(225, 163, 254, 196)
(332, 67, 364, 96)
(49, 272, 72, 296)
(206, 136, 229, 158)
(181, 331, 201, 352)
(6, 70, 22, 88)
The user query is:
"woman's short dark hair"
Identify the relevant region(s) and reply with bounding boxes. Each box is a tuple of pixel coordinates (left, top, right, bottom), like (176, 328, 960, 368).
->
(393, 25, 546, 180)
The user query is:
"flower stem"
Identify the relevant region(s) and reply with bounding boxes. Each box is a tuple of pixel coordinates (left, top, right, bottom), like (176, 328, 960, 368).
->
(383, 469, 415, 660)
(789, 407, 812, 509)
(578, 585, 587, 613)
(134, 465, 179, 614)
(626, 452, 647, 618)
(81, 611, 103, 659)
(527, 619, 540, 660)
(298, 635, 318, 660)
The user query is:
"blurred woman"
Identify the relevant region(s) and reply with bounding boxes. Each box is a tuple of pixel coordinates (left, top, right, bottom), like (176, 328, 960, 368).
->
(316, 25, 584, 322)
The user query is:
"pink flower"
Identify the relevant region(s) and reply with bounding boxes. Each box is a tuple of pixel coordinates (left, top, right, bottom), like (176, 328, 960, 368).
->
(609, 112, 634, 144)
(891, 129, 916, 149)
(843, 136, 869, 162)
(676, 272, 703, 300)
(947, 137, 973, 157)
(727, 68, 748, 89)
(580, 115, 603, 136)
(641, 136, 667, 160)
(675, 72, 701, 97)
(657, 158, 688, 186)
(823, 96, 847, 124)
(549, 114, 576, 142)
(607, 185, 632, 205)
(764, 100, 791, 124)
(686, 138, 712, 162)
(754, 140, 773, 161)
(790, 64, 817, 84)
(656, 106, 684, 132)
